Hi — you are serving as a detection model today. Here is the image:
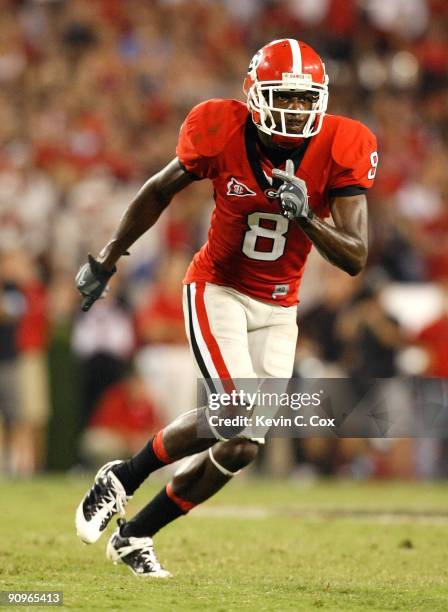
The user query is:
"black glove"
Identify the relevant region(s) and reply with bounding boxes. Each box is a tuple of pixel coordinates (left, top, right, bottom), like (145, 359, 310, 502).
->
(272, 159, 314, 221)
(75, 254, 116, 312)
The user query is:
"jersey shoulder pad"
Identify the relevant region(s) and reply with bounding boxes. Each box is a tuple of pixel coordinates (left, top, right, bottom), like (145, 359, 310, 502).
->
(329, 115, 377, 170)
(322, 114, 378, 192)
(178, 99, 247, 159)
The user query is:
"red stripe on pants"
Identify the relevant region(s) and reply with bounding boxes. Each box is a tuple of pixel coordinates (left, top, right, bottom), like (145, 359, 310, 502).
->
(194, 283, 235, 394)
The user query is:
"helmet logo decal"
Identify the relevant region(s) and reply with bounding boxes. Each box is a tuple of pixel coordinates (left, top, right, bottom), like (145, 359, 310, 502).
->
(227, 177, 257, 197)
(247, 49, 262, 75)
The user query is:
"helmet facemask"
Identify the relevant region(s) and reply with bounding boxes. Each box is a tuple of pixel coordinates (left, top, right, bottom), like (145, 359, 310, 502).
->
(247, 73, 329, 139)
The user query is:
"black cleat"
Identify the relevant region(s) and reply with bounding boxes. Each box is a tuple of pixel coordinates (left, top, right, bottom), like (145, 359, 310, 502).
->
(106, 520, 171, 578)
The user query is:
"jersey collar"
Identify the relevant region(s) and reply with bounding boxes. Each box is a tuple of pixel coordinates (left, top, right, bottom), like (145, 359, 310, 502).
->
(244, 117, 311, 195)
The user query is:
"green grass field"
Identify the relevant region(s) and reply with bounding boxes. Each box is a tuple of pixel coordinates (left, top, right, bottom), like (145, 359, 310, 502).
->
(1, 476, 448, 611)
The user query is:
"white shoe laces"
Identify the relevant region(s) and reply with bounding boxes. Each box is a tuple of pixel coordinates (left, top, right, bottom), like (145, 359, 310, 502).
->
(108, 473, 128, 516)
(94, 472, 129, 524)
(117, 537, 163, 572)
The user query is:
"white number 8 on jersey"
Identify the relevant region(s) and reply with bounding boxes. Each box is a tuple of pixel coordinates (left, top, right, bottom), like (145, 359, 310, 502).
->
(242, 212, 289, 261)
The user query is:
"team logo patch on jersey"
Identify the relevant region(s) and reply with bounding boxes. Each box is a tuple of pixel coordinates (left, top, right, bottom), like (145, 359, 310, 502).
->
(227, 178, 256, 197)
(261, 170, 279, 199)
(264, 188, 279, 199)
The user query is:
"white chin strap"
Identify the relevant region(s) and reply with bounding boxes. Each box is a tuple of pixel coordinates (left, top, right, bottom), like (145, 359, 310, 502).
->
(208, 447, 242, 477)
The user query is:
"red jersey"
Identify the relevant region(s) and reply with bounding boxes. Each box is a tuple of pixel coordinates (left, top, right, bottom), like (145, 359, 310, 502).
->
(177, 99, 377, 306)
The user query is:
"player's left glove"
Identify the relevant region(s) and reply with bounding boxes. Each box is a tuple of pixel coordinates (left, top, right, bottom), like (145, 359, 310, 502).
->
(272, 159, 314, 221)
(76, 254, 116, 312)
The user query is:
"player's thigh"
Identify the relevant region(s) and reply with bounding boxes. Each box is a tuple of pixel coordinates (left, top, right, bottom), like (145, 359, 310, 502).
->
(248, 307, 298, 378)
(183, 282, 256, 380)
(246, 308, 297, 442)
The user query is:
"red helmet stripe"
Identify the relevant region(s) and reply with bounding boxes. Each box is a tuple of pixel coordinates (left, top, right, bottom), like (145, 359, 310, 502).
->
(287, 39, 302, 74)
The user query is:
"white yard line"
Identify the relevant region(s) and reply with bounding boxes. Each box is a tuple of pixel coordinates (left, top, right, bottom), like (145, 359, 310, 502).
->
(193, 505, 448, 524)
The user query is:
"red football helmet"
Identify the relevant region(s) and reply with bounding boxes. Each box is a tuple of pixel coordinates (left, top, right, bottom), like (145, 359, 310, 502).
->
(243, 39, 329, 139)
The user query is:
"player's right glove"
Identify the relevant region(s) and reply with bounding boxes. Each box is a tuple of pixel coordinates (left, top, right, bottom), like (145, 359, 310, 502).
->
(75, 254, 116, 312)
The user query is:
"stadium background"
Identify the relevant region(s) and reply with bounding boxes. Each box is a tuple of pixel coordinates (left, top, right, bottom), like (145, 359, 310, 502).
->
(1, 0, 448, 481)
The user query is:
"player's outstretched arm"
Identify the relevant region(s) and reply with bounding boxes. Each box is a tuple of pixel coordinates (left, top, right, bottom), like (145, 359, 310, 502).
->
(97, 158, 195, 270)
(76, 158, 196, 311)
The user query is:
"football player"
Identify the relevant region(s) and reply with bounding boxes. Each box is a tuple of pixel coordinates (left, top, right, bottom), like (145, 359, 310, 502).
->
(75, 39, 377, 577)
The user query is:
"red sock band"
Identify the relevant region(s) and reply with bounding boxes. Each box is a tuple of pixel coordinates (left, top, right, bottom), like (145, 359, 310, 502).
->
(152, 430, 173, 464)
(165, 483, 196, 513)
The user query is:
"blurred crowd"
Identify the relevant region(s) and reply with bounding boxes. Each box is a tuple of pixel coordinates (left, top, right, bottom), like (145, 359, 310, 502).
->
(1, 0, 448, 478)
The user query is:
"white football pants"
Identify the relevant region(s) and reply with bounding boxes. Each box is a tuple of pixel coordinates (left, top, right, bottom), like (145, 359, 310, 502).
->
(183, 282, 298, 440)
